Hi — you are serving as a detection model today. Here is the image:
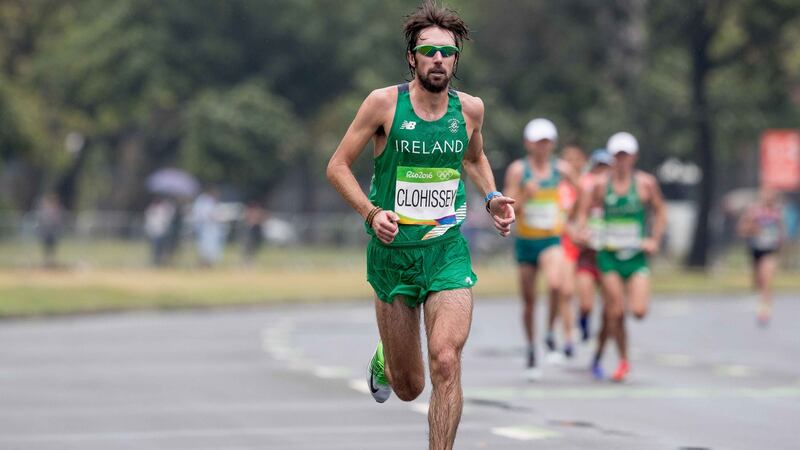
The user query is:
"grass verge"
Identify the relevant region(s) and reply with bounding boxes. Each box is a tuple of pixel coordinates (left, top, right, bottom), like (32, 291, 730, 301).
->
(0, 263, 797, 318)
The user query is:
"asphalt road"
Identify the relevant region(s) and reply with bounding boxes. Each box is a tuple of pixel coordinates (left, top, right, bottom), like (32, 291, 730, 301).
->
(0, 293, 797, 449)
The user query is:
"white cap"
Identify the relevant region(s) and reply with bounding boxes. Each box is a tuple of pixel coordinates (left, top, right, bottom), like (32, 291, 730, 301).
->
(607, 132, 639, 155)
(524, 118, 558, 143)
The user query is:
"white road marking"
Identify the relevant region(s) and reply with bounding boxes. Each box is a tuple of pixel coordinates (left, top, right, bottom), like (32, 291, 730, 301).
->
(466, 386, 800, 400)
(0, 424, 483, 444)
(714, 364, 755, 378)
(348, 378, 370, 394)
(0, 400, 411, 416)
(654, 353, 696, 367)
(491, 425, 558, 441)
(410, 402, 429, 415)
(312, 365, 352, 379)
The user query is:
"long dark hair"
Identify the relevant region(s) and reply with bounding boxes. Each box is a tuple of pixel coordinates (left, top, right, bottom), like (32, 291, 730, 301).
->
(403, 1, 470, 79)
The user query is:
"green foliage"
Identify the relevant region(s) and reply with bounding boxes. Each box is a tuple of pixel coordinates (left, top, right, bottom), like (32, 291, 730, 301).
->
(0, 80, 29, 161)
(181, 82, 304, 198)
(0, 0, 797, 211)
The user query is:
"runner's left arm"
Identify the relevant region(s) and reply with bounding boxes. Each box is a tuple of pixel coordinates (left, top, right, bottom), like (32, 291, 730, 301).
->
(459, 95, 515, 236)
(557, 159, 582, 222)
(643, 172, 667, 254)
(556, 159, 580, 188)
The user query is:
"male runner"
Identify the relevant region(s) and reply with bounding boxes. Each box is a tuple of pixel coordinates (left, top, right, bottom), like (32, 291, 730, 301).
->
(737, 187, 784, 326)
(575, 149, 612, 346)
(326, 3, 515, 449)
(577, 132, 666, 382)
(504, 118, 579, 379)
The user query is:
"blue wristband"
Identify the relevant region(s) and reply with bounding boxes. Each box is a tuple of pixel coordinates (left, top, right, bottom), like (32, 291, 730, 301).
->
(484, 191, 502, 212)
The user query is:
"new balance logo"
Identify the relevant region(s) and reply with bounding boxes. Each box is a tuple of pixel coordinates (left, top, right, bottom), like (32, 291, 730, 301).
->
(400, 120, 417, 130)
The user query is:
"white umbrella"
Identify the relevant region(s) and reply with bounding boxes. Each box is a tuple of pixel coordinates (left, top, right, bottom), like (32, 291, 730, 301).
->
(146, 168, 200, 198)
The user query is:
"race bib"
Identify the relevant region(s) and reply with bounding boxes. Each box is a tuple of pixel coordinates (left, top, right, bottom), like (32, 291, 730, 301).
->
(605, 219, 642, 251)
(395, 166, 459, 225)
(523, 198, 559, 231)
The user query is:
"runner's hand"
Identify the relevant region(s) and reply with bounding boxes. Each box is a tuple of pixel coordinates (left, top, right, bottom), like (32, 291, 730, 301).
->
(641, 237, 659, 255)
(372, 210, 399, 244)
(573, 227, 590, 247)
(489, 196, 515, 237)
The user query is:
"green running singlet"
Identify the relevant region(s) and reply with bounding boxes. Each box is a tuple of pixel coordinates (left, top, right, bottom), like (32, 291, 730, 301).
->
(598, 175, 650, 279)
(366, 83, 470, 247)
(365, 83, 476, 306)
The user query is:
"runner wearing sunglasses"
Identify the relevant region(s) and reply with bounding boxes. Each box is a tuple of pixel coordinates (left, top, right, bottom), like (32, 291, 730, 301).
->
(327, 3, 514, 449)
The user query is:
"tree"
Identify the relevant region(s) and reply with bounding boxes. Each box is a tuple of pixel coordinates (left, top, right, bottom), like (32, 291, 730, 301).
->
(181, 82, 304, 200)
(650, 0, 800, 268)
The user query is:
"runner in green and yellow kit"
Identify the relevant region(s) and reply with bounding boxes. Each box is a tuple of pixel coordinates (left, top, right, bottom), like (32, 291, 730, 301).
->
(577, 132, 666, 382)
(327, 3, 514, 449)
(504, 118, 579, 380)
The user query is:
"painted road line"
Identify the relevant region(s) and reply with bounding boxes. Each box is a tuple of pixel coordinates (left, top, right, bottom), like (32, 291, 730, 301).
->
(348, 378, 370, 394)
(0, 400, 416, 416)
(411, 402, 429, 415)
(654, 353, 697, 367)
(260, 319, 296, 361)
(312, 365, 352, 379)
(713, 364, 755, 378)
(0, 423, 486, 444)
(491, 425, 559, 441)
(466, 386, 800, 400)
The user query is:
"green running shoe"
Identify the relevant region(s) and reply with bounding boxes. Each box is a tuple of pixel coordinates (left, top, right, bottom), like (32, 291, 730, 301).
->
(367, 341, 392, 403)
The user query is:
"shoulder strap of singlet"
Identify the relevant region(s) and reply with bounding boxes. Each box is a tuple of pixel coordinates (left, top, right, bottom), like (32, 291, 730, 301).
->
(398, 82, 409, 93)
(522, 158, 532, 183)
(550, 158, 559, 180)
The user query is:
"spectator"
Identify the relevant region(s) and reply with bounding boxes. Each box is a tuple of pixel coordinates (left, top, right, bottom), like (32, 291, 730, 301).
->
(144, 197, 176, 266)
(241, 201, 267, 266)
(36, 193, 64, 269)
(192, 188, 225, 267)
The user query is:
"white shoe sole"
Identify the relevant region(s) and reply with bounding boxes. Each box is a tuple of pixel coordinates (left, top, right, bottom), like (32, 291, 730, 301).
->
(366, 364, 392, 403)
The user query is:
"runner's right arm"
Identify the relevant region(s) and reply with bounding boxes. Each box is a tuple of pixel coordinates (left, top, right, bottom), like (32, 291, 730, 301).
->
(736, 207, 756, 238)
(327, 89, 399, 244)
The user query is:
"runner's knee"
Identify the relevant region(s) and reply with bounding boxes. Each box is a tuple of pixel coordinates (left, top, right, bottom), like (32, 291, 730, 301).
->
(604, 304, 624, 320)
(523, 299, 535, 315)
(392, 370, 425, 401)
(429, 346, 460, 385)
(631, 304, 648, 320)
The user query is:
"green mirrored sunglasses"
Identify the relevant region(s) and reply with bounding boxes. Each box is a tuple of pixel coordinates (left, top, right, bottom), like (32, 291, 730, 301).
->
(413, 44, 460, 57)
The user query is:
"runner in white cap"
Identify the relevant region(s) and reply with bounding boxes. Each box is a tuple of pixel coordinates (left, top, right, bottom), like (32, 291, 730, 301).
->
(576, 132, 666, 382)
(504, 118, 580, 380)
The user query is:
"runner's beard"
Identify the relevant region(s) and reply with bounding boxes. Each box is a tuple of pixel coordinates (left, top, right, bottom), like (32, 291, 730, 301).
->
(418, 68, 451, 93)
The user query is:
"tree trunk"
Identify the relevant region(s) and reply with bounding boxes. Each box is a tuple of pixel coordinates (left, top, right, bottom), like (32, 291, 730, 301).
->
(56, 142, 89, 211)
(686, 5, 714, 268)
